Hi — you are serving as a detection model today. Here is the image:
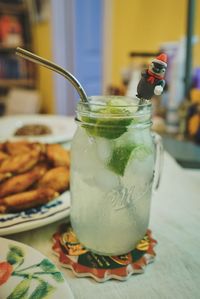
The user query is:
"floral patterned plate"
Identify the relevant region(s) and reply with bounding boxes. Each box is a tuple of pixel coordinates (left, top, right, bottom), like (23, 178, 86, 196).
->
(0, 237, 74, 299)
(0, 191, 70, 236)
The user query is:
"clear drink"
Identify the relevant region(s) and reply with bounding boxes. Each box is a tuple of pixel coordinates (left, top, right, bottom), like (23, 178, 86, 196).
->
(70, 96, 155, 255)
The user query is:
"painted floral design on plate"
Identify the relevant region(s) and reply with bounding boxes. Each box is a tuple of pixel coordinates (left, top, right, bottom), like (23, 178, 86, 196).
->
(0, 237, 73, 299)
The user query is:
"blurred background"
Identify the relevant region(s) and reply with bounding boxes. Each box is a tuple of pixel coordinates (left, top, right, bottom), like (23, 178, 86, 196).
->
(0, 0, 200, 168)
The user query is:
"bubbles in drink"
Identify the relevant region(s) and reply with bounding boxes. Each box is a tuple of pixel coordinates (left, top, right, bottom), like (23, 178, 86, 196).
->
(71, 97, 155, 255)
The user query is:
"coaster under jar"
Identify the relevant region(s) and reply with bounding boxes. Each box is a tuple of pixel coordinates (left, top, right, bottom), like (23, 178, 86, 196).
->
(52, 223, 157, 282)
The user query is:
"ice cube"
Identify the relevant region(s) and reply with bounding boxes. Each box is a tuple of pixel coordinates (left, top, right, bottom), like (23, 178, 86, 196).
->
(123, 152, 155, 190)
(96, 137, 113, 163)
(71, 129, 100, 176)
(94, 166, 120, 192)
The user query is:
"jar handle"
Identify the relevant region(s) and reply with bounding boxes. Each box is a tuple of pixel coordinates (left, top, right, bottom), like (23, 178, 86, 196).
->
(152, 132, 164, 191)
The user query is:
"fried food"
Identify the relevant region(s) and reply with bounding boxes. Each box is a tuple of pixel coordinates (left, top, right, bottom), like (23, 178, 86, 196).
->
(0, 204, 6, 213)
(0, 141, 70, 214)
(4, 141, 31, 155)
(4, 141, 46, 156)
(38, 166, 69, 193)
(0, 151, 9, 162)
(46, 144, 70, 167)
(0, 150, 40, 174)
(0, 143, 5, 151)
(14, 124, 52, 136)
(0, 173, 12, 183)
(1, 188, 59, 212)
(0, 163, 48, 198)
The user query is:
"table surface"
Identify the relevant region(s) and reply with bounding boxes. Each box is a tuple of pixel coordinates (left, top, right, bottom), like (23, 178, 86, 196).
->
(1, 134, 200, 298)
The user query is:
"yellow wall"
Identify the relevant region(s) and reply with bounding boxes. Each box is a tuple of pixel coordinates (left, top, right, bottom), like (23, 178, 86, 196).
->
(194, 0, 200, 67)
(32, 22, 54, 114)
(32, 0, 200, 112)
(112, 0, 200, 86)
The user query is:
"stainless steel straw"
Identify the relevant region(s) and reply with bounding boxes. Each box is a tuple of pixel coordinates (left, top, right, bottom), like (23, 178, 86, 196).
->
(16, 47, 88, 102)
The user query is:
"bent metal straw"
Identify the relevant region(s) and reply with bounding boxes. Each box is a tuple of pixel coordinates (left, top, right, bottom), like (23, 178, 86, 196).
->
(16, 47, 88, 103)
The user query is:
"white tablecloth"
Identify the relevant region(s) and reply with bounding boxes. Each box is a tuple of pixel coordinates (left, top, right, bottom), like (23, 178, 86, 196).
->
(5, 150, 200, 299)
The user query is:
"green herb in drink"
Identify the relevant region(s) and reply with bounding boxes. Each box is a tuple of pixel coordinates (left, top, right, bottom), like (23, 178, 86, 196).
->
(81, 98, 135, 140)
(108, 144, 152, 176)
(107, 144, 137, 176)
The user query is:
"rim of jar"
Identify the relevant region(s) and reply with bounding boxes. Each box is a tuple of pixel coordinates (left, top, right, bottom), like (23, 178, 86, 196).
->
(76, 95, 152, 123)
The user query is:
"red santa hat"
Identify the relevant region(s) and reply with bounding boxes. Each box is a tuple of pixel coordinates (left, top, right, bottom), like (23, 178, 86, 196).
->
(152, 53, 167, 68)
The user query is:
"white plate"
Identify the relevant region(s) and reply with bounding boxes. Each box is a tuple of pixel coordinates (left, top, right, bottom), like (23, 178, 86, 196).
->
(0, 237, 74, 299)
(0, 115, 76, 143)
(0, 191, 70, 236)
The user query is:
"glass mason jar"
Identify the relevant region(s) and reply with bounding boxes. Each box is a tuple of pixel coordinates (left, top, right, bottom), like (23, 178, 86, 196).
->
(70, 96, 162, 256)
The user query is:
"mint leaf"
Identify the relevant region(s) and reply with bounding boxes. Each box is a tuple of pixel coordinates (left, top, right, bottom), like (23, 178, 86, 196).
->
(108, 144, 137, 176)
(82, 116, 132, 139)
(132, 145, 153, 160)
(107, 144, 152, 176)
(81, 98, 135, 139)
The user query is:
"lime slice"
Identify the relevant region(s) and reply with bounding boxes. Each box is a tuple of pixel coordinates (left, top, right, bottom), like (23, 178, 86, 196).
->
(81, 99, 134, 139)
(108, 98, 138, 114)
(81, 116, 132, 139)
(132, 145, 153, 160)
(107, 144, 152, 176)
